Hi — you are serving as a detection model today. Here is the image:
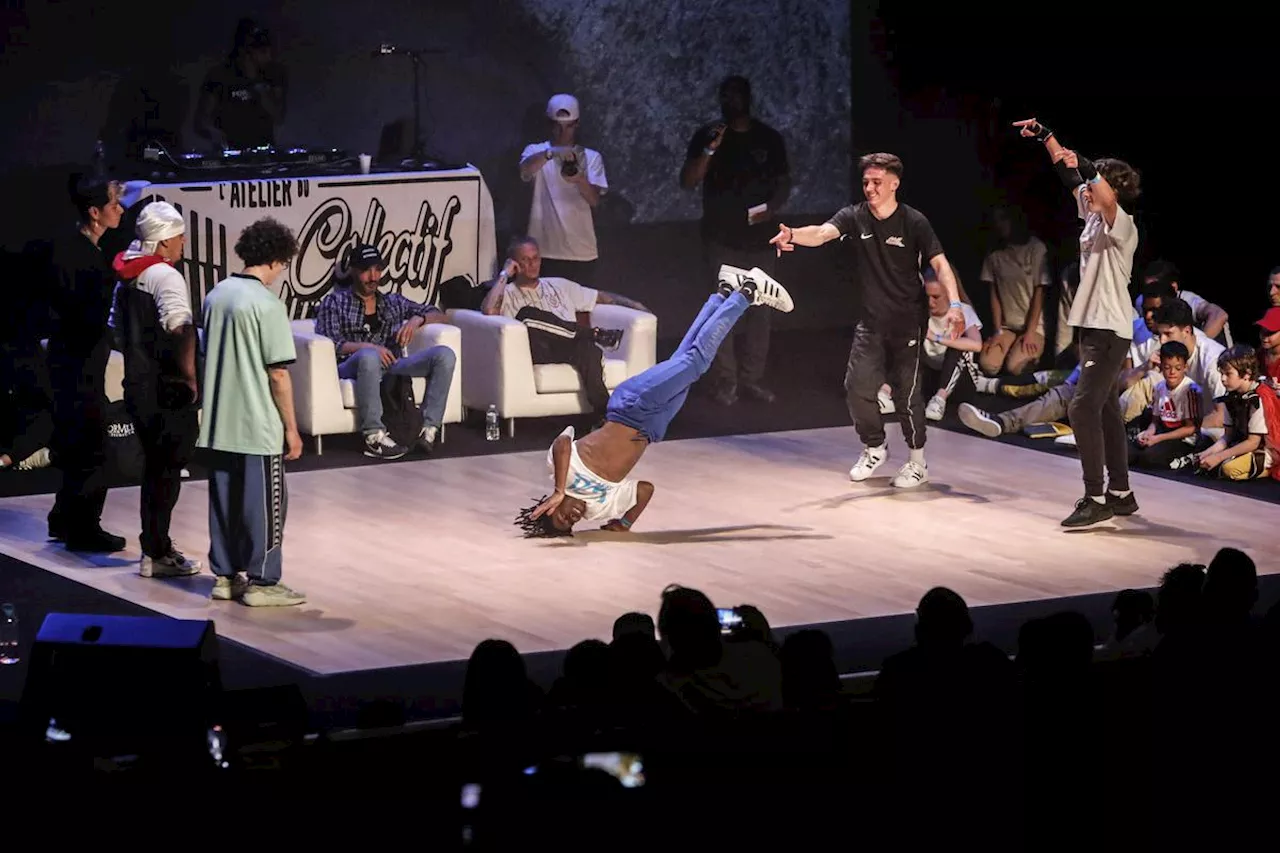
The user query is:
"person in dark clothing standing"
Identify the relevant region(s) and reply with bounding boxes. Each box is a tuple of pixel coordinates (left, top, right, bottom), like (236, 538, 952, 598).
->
(110, 201, 202, 577)
(193, 18, 286, 150)
(681, 76, 790, 405)
(46, 175, 126, 551)
(770, 153, 964, 489)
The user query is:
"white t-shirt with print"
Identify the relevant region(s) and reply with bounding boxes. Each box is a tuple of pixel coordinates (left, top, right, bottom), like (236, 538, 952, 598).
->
(923, 303, 982, 369)
(1134, 331, 1227, 414)
(547, 426, 639, 522)
(1151, 377, 1203, 431)
(499, 277, 598, 324)
(1070, 188, 1139, 339)
(521, 141, 608, 262)
(979, 236, 1052, 335)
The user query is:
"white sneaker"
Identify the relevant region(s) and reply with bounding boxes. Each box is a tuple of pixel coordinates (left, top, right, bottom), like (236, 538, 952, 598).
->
(211, 574, 250, 601)
(849, 446, 889, 481)
(241, 582, 306, 608)
(140, 547, 202, 578)
(892, 460, 929, 488)
(878, 387, 896, 414)
(974, 375, 1001, 395)
(1054, 433, 1078, 448)
(958, 403, 1004, 438)
(925, 395, 946, 422)
(744, 268, 794, 313)
(16, 447, 51, 470)
(716, 264, 754, 291)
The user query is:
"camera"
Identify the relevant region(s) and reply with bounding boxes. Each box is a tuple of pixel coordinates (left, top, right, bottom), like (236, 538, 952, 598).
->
(717, 607, 744, 636)
(556, 145, 585, 178)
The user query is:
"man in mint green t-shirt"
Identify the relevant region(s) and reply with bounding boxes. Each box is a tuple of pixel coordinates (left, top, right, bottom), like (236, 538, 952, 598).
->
(198, 217, 305, 607)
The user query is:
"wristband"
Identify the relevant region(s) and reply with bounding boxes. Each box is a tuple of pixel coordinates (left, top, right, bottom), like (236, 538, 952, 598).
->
(1077, 156, 1099, 183)
(949, 301, 962, 308)
(702, 146, 716, 156)
(618, 517, 632, 528)
(1032, 123, 1053, 142)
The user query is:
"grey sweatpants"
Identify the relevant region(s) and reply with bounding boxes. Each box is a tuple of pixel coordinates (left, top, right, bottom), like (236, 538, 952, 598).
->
(206, 450, 287, 585)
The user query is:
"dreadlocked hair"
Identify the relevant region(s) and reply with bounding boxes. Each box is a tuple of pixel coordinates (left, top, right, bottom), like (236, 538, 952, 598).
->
(514, 496, 573, 538)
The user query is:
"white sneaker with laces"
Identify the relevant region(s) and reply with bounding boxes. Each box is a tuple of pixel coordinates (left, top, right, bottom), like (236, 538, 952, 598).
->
(877, 388, 895, 414)
(16, 447, 51, 470)
(140, 548, 202, 578)
(849, 446, 889, 481)
(925, 395, 946, 422)
(892, 459, 929, 488)
(717, 264, 754, 292)
(958, 402, 1004, 438)
(744, 268, 794, 312)
(973, 375, 1001, 395)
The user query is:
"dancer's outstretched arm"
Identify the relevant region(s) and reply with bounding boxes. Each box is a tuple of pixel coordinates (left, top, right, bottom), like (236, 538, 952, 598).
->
(601, 481, 655, 532)
(770, 222, 840, 253)
(1014, 117, 1122, 226)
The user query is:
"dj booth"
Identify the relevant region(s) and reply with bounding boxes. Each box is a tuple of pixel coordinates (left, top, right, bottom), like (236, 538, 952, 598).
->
(121, 148, 497, 319)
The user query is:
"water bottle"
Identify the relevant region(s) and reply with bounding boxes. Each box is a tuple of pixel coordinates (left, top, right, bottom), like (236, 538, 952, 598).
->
(485, 404, 500, 441)
(0, 603, 19, 665)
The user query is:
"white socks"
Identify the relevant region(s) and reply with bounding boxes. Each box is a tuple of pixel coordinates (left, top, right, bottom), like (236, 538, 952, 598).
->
(1109, 489, 1131, 498)
(421, 425, 438, 444)
(909, 448, 926, 465)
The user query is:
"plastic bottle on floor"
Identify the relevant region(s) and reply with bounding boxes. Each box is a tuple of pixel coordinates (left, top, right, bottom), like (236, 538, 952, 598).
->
(485, 405, 500, 441)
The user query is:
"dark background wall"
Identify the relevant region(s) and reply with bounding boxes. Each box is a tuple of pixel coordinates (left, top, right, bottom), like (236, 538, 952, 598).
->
(3, 3, 1278, 342)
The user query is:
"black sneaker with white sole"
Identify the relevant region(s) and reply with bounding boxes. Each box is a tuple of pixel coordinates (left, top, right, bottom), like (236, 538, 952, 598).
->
(1106, 492, 1139, 516)
(364, 429, 408, 460)
(1061, 497, 1115, 528)
(958, 403, 1004, 438)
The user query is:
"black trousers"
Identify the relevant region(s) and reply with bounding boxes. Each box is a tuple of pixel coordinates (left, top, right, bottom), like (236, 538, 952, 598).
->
(1068, 328, 1131, 495)
(516, 306, 610, 412)
(539, 258, 598, 290)
(845, 318, 928, 450)
(0, 343, 54, 464)
(47, 339, 111, 537)
(129, 399, 199, 557)
(704, 241, 773, 388)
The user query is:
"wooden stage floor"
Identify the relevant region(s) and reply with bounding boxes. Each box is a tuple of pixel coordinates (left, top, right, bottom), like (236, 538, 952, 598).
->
(0, 426, 1271, 676)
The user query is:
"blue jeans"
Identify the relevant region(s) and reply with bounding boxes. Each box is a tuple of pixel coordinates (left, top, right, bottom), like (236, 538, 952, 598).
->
(338, 345, 457, 435)
(607, 291, 748, 442)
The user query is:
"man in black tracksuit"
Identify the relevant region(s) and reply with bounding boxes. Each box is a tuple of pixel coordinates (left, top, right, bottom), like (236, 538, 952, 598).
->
(46, 175, 126, 551)
(769, 152, 965, 489)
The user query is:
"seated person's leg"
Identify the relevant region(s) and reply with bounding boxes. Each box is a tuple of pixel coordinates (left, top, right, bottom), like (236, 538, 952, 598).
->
(1003, 330, 1045, 376)
(979, 329, 1016, 376)
(389, 345, 457, 432)
(1215, 452, 1268, 481)
(337, 347, 389, 437)
(1120, 375, 1155, 425)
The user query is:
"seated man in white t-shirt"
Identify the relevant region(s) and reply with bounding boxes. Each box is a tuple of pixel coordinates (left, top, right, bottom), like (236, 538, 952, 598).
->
(481, 235, 649, 413)
(518, 93, 607, 288)
(1135, 259, 1229, 343)
(1122, 298, 1227, 429)
(977, 205, 1054, 377)
(515, 267, 794, 537)
(878, 269, 988, 422)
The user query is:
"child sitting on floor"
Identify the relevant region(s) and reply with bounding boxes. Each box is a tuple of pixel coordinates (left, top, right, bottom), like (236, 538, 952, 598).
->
(1131, 340, 1206, 470)
(1196, 345, 1274, 480)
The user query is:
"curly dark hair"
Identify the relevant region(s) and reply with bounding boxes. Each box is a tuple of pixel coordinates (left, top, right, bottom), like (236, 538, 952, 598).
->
(1095, 158, 1141, 204)
(514, 496, 572, 538)
(235, 217, 298, 267)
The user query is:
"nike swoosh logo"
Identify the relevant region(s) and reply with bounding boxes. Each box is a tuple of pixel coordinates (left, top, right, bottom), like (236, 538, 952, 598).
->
(860, 233, 872, 240)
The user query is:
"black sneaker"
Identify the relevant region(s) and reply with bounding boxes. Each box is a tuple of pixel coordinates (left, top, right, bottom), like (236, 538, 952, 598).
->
(1060, 497, 1115, 528)
(364, 430, 408, 460)
(64, 528, 127, 553)
(416, 426, 439, 455)
(1106, 491, 1139, 516)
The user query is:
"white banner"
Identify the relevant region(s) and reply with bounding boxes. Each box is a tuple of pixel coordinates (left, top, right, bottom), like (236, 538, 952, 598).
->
(126, 168, 497, 318)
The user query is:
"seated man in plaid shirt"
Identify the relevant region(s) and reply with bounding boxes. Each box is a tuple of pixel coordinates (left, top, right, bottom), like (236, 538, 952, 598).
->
(315, 244, 456, 459)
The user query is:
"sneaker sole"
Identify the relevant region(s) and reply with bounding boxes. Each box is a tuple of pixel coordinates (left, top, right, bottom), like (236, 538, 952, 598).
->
(1061, 510, 1116, 528)
(958, 404, 1002, 438)
(1110, 502, 1139, 517)
(240, 593, 306, 607)
(849, 457, 888, 482)
(893, 476, 929, 488)
(211, 586, 246, 601)
(140, 563, 203, 578)
(364, 448, 408, 460)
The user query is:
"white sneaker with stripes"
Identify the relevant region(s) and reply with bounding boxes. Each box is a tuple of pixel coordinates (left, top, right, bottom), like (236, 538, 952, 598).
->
(891, 460, 929, 489)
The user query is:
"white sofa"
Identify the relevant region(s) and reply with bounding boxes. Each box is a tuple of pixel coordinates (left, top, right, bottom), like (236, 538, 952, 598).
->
(447, 305, 657, 436)
(288, 319, 463, 453)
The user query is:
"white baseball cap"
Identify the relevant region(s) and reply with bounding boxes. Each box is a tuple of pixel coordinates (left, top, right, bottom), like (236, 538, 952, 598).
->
(546, 94, 580, 122)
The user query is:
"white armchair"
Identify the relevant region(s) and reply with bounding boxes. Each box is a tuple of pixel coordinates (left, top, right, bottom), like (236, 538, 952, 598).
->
(447, 305, 657, 436)
(288, 319, 463, 454)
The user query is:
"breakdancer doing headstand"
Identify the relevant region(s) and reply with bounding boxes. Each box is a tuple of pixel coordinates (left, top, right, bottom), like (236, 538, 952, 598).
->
(515, 267, 794, 537)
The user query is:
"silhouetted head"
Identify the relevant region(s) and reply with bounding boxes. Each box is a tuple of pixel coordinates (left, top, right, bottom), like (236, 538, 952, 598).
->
(718, 75, 751, 121)
(1156, 563, 1206, 636)
(915, 587, 973, 649)
(732, 604, 774, 648)
(1269, 266, 1280, 307)
(1016, 611, 1094, 677)
(1111, 589, 1154, 642)
(991, 205, 1030, 246)
(463, 639, 531, 724)
(612, 611, 656, 641)
(781, 629, 841, 711)
(68, 174, 124, 235)
(657, 584, 720, 669)
(1203, 548, 1258, 625)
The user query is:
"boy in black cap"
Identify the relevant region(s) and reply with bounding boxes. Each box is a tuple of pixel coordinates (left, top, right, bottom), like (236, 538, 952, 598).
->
(314, 244, 456, 459)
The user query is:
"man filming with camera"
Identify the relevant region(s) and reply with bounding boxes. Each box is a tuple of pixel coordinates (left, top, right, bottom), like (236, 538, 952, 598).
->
(518, 94, 608, 288)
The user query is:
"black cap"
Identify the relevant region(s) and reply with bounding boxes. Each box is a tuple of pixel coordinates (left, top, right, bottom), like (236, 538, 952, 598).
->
(348, 243, 386, 271)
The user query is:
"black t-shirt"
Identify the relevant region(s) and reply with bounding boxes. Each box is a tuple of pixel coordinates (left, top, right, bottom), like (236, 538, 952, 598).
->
(827, 202, 944, 326)
(362, 309, 383, 339)
(687, 119, 789, 250)
(201, 60, 285, 148)
(47, 231, 116, 359)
